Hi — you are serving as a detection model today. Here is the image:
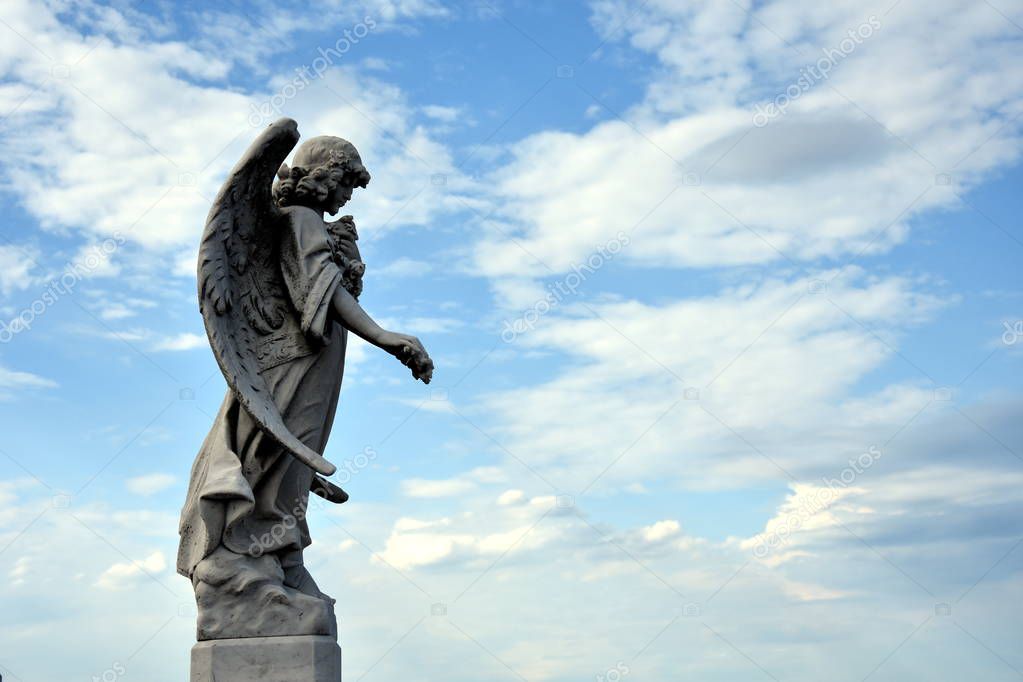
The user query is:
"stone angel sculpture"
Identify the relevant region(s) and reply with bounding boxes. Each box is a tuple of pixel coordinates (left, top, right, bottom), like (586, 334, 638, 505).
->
(177, 118, 433, 643)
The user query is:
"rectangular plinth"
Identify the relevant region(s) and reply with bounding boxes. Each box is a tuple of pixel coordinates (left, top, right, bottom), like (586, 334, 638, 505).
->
(191, 636, 341, 681)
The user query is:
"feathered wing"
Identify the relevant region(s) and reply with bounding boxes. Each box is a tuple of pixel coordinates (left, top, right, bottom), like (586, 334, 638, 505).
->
(197, 117, 337, 477)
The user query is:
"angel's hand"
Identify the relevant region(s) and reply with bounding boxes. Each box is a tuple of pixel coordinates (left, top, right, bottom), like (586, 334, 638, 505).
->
(379, 331, 434, 384)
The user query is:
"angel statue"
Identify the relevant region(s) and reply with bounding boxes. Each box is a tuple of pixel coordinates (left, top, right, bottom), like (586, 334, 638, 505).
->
(177, 118, 433, 645)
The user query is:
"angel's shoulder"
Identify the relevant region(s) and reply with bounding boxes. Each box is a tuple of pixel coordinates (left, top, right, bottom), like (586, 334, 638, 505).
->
(279, 206, 332, 252)
(280, 205, 325, 233)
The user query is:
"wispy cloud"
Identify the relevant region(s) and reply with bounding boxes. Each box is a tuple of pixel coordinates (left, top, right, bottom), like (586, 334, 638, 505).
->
(125, 473, 176, 496)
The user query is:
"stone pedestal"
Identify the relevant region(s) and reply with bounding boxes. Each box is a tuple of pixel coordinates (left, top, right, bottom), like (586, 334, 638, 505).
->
(191, 636, 341, 681)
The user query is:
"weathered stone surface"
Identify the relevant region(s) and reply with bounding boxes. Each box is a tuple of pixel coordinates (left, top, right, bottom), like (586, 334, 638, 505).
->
(179, 118, 434, 647)
(193, 546, 337, 640)
(180, 119, 437, 682)
(190, 636, 341, 682)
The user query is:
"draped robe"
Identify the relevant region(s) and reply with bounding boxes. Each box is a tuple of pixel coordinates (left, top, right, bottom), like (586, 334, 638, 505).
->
(178, 208, 361, 579)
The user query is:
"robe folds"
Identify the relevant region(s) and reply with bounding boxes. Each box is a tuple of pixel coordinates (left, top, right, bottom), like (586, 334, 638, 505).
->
(178, 210, 359, 578)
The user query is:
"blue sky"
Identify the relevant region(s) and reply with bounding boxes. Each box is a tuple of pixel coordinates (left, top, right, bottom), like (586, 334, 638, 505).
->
(1, 1, 1021, 680)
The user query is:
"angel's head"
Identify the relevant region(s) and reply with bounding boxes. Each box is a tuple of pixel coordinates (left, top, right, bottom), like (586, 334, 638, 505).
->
(274, 136, 371, 215)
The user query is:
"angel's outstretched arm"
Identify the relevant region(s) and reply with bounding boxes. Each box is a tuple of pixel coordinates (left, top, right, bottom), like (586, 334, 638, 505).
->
(331, 287, 433, 383)
(282, 205, 433, 382)
(330, 286, 390, 347)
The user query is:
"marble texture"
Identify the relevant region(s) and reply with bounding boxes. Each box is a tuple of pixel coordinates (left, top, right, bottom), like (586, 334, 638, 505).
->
(190, 636, 341, 681)
(182, 119, 434, 681)
(192, 546, 337, 641)
(180, 119, 432, 644)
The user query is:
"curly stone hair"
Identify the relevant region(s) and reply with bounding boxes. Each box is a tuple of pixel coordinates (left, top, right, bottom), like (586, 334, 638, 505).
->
(273, 137, 371, 209)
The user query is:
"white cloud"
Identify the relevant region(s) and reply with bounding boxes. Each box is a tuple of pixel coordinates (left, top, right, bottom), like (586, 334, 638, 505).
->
(8, 556, 32, 586)
(361, 56, 391, 71)
(0, 363, 57, 395)
(0, 0, 469, 276)
(375, 256, 433, 277)
(3, 388, 1022, 679)
(779, 578, 850, 602)
(401, 467, 507, 498)
(422, 104, 461, 122)
(401, 478, 475, 498)
(125, 473, 176, 496)
(151, 332, 206, 352)
(0, 2, 1020, 681)
(375, 501, 568, 571)
(0, 245, 38, 296)
(640, 519, 680, 543)
(95, 550, 167, 590)
(376, 516, 471, 569)
(68, 240, 123, 279)
(99, 303, 134, 320)
(473, 0, 1023, 286)
(394, 395, 455, 413)
(497, 489, 525, 505)
(481, 269, 948, 490)
(404, 316, 464, 334)
(740, 482, 864, 566)
(88, 294, 157, 321)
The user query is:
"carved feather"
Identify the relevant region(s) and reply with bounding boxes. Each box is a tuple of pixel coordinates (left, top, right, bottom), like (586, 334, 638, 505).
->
(197, 118, 337, 477)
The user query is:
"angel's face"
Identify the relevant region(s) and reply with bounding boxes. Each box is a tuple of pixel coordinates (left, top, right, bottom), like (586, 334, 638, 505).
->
(324, 183, 355, 215)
